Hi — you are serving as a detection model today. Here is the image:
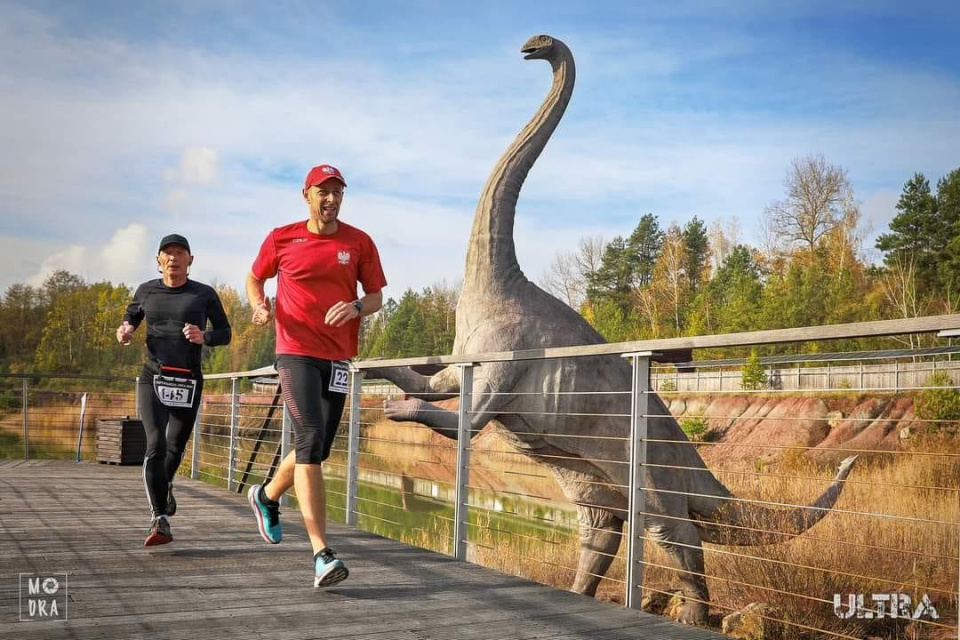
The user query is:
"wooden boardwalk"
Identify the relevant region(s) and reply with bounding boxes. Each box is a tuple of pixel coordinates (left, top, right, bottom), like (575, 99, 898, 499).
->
(0, 460, 722, 639)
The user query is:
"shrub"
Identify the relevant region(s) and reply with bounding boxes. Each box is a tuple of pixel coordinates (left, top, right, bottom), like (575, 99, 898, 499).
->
(914, 371, 960, 433)
(659, 378, 677, 392)
(680, 413, 708, 441)
(741, 349, 767, 391)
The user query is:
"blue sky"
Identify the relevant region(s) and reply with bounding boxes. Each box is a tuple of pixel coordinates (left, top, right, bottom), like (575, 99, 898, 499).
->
(1, 0, 959, 300)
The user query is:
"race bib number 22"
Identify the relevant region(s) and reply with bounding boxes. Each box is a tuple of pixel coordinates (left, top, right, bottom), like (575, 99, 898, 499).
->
(328, 362, 349, 394)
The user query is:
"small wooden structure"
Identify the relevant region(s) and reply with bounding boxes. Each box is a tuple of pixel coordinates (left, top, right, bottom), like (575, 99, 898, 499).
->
(96, 416, 146, 465)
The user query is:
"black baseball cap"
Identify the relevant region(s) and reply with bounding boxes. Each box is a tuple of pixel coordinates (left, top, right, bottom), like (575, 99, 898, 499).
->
(158, 234, 191, 254)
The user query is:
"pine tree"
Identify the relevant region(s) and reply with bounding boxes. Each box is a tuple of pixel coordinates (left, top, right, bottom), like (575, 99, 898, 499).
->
(876, 172, 940, 292)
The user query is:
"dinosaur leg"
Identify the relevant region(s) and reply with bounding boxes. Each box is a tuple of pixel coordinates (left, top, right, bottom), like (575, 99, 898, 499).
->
(647, 520, 710, 625)
(362, 365, 459, 401)
(570, 505, 623, 597)
(383, 398, 460, 439)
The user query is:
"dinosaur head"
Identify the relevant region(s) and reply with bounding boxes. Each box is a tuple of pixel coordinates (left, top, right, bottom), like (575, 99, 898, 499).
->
(521, 34, 555, 60)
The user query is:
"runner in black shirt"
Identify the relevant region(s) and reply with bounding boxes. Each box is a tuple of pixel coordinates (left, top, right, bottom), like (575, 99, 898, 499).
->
(117, 234, 231, 546)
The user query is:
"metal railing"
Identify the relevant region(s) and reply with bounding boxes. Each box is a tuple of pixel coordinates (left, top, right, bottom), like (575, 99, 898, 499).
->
(3, 313, 960, 639)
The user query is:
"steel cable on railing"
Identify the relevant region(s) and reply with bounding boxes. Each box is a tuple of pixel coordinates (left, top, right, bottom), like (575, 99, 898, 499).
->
(641, 483, 960, 527)
(634, 532, 955, 598)
(642, 460, 960, 494)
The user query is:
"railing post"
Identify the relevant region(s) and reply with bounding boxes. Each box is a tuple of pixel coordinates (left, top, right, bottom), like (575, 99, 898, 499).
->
(191, 402, 201, 480)
(624, 351, 653, 610)
(895, 360, 900, 393)
(858, 362, 864, 391)
(280, 403, 292, 507)
(345, 366, 362, 527)
(797, 365, 802, 390)
(22, 378, 29, 460)
(227, 377, 239, 491)
(134, 376, 140, 419)
(453, 364, 475, 560)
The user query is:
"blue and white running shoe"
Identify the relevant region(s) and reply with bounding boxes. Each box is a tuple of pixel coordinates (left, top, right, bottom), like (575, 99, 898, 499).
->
(314, 548, 348, 588)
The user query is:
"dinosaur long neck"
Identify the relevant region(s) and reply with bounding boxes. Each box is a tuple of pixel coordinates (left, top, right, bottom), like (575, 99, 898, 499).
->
(463, 42, 575, 296)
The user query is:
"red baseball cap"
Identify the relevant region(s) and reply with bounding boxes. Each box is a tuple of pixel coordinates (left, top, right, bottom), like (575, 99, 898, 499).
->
(304, 164, 347, 190)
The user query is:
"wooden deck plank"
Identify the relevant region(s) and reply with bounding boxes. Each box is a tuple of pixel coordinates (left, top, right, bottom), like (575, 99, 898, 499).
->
(0, 460, 722, 639)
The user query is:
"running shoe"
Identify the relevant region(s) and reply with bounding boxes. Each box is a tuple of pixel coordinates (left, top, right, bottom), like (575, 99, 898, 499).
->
(314, 548, 348, 588)
(248, 484, 281, 544)
(144, 516, 173, 546)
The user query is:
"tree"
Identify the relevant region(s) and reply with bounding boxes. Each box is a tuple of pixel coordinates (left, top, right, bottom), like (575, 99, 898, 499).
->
(688, 245, 762, 336)
(878, 252, 924, 348)
(627, 213, 664, 287)
(0, 284, 44, 370)
(741, 349, 767, 391)
(875, 172, 940, 292)
(708, 217, 739, 273)
(586, 215, 663, 315)
(582, 298, 635, 343)
(937, 169, 960, 310)
(586, 236, 634, 313)
(764, 155, 857, 253)
(647, 223, 689, 335)
(682, 217, 710, 298)
(34, 279, 136, 374)
(540, 236, 605, 310)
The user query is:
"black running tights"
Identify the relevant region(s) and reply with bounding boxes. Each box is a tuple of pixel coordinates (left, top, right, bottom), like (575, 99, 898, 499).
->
(137, 379, 202, 517)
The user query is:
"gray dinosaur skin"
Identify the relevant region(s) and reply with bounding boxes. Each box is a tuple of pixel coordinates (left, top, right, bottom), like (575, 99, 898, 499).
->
(366, 34, 856, 625)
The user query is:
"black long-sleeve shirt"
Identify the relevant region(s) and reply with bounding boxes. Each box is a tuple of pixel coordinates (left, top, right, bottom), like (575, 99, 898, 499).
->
(122, 279, 232, 377)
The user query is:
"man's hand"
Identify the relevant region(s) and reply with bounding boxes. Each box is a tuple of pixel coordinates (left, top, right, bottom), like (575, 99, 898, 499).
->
(325, 300, 361, 327)
(116, 321, 135, 345)
(183, 323, 204, 345)
(252, 299, 273, 326)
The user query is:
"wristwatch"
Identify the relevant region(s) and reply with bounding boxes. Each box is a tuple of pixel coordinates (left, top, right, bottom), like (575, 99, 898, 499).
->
(352, 299, 363, 314)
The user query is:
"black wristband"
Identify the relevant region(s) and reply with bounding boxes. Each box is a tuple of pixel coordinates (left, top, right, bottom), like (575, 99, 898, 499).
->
(352, 300, 363, 314)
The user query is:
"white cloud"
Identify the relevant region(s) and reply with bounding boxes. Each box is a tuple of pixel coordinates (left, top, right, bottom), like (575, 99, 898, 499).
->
(24, 224, 152, 288)
(165, 146, 219, 186)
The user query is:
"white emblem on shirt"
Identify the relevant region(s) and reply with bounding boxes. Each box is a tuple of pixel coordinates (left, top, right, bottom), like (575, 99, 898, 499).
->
(337, 250, 351, 265)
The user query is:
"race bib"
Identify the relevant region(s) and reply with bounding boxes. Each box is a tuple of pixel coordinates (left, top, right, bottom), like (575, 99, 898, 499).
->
(328, 361, 349, 394)
(153, 374, 197, 408)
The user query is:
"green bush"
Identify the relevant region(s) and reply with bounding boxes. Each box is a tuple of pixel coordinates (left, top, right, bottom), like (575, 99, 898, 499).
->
(659, 378, 677, 392)
(680, 414, 708, 441)
(915, 371, 960, 433)
(741, 349, 767, 391)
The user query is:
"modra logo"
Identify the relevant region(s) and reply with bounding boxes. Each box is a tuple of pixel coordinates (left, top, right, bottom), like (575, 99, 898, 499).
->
(833, 593, 938, 620)
(19, 573, 68, 621)
(337, 250, 351, 265)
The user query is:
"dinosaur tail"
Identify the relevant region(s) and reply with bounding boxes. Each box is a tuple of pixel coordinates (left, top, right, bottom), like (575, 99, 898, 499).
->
(690, 455, 858, 546)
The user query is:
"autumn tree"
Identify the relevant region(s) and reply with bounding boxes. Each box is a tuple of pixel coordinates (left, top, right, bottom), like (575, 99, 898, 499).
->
(540, 235, 605, 309)
(764, 154, 857, 253)
(646, 223, 690, 335)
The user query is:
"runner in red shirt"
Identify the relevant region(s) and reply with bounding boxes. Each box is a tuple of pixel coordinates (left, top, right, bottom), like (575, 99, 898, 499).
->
(245, 163, 386, 588)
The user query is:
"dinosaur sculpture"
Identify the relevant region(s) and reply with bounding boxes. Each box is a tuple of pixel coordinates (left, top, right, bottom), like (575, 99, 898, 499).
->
(364, 34, 856, 625)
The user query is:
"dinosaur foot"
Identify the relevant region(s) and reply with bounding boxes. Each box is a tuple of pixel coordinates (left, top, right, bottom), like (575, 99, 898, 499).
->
(675, 601, 709, 626)
(383, 398, 429, 422)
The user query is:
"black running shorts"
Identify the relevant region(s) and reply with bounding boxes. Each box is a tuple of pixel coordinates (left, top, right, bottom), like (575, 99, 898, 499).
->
(276, 355, 349, 464)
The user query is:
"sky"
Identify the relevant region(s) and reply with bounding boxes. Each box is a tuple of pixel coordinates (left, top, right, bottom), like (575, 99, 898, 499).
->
(1, 0, 959, 302)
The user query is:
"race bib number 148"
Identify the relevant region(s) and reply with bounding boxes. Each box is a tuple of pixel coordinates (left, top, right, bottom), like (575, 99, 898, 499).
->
(153, 375, 197, 408)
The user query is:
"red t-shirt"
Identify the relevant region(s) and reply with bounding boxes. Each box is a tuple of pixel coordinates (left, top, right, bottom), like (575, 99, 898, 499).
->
(251, 220, 387, 360)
